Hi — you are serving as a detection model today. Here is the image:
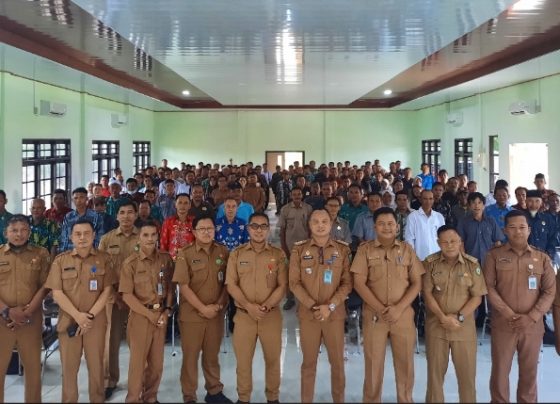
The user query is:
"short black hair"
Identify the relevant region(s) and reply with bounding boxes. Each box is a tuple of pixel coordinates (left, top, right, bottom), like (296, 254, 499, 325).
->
(117, 199, 138, 213)
(348, 183, 363, 192)
(0, 190, 6, 200)
(437, 224, 458, 238)
(6, 214, 30, 228)
(535, 173, 545, 180)
(248, 212, 269, 225)
(176, 193, 191, 200)
(367, 192, 382, 199)
(504, 209, 529, 226)
(395, 190, 408, 198)
(325, 196, 341, 205)
(72, 187, 88, 196)
(138, 219, 159, 231)
(467, 192, 485, 205)
(71, 217, 95, 232)
(164, 179, 175, 185)
(373, 207, 397, 223)
(192, 215, 215, 230)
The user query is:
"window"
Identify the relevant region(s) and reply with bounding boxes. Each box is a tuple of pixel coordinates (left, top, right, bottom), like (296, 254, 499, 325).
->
(455, 138, 473, 179)
(22, 140, 71, 212)
(91, 141, 119, 182)
(421, 139, 441, 176)
(133, 141, 151, 173)
(489, 135, 499, 192)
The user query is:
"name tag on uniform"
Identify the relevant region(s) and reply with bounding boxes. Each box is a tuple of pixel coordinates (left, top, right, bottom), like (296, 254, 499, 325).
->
(0, 261, 8, 266)
(89, 279, 98, 291)
(303, 255, 313, 260)
(192, 259, 201, 264)
(240, 261, 249, 265)
(528, 275, 537, 290)
(323, 269, 332, 284)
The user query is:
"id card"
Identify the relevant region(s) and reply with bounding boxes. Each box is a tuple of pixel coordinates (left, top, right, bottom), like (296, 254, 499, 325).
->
(218, 271, 224, 283)
(528, 275, 537, 290)
(323, 269, 332, 285)
(89, 279, 98, 292)
(157, 283, 163, 296)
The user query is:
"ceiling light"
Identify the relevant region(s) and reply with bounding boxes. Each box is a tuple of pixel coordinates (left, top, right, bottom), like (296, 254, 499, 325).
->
(511, 0, 543, 11)
(181, 90, 190, 96)
(383, 89, 393, 96)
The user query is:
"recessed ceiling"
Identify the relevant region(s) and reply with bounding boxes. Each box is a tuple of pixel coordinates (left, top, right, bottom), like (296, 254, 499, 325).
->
(2, 0, 559, 109)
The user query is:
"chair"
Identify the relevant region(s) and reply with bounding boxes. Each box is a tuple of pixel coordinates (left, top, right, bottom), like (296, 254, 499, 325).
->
(41, 297, 59, 379)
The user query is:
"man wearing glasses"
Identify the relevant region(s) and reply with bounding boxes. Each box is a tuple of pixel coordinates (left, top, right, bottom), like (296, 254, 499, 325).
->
(225, 213, 288, 404)
(174, 215, 232, 404)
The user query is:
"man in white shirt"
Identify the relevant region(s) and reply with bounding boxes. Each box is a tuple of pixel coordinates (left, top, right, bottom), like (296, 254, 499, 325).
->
(405, 190, 445, 260)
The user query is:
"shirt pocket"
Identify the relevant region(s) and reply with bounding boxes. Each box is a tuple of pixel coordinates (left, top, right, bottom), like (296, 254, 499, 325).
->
(133, 270, 153, 297)
(61, 269, 79, 291)
(431, 271, 448, 294)
(367, 257, 384, 282)
(266, 270, 278, 289)
(0, 265, 10, 285)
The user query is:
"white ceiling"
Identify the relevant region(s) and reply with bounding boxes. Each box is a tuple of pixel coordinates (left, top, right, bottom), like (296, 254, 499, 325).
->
(70, 0, 519, 106)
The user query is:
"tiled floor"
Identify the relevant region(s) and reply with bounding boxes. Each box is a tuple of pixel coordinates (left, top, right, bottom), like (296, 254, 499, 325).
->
(5, 204, 560, 402)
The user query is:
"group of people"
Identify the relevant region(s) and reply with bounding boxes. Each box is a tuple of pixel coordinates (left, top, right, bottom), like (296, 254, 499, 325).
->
(0, 158, 559, 403)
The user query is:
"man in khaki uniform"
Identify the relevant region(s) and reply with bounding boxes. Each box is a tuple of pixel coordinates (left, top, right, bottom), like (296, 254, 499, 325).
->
(174, 215, 232, 403)
(351, 207, 424, 402)
(225, 213, 288, 403)
(484, 210, 556, 403)
(0, 215, 50, 403)
(423, 225, 487, 403)
(289, 209, 352, 402)
(242, 173, 266, 213)
(98, 199, 139, 399)
(119, 220, 174, 403)
(46, 217, 116, 403)
(279, 187, 312, 310)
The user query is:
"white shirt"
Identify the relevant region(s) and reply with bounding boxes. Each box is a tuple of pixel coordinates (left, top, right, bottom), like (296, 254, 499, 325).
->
(404, 208, 445, 260)
(158, 180, 189, 196)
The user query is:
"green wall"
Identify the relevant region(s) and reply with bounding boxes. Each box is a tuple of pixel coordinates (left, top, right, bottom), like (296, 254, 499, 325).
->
(154, 109, 419, 170)
(416, 75, 560, 192)
(2, 63, 560, 214)
(0, 72, 154, 213)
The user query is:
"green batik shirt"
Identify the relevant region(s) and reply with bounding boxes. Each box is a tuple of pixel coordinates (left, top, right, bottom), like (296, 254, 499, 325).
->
(29, 216, 60, 250)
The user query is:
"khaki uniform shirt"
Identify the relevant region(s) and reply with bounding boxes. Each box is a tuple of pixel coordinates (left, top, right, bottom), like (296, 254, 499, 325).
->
(279, 202, 313, 252)
(98, 227, 140, 279)
(554, 271, 560, 309)
(423, 252, 487, 341)
(289, 239, 352, 321)
(45, 248, 116, 331)
(225, 242, 288, 307)
(173, 242, 229, 322)
(0, 244, 50, 307)
(484, 243, 556, 334)
(119, 250, 173, 308)
(243, 185, 266, 212)
(351, 239, 425, 319)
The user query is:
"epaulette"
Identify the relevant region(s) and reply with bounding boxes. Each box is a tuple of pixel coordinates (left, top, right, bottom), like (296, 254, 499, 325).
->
(335, 240, 349, 247)
(424, 252, 441, 263)
(463, 253, 479, 264)
(294, 240, 308, 246)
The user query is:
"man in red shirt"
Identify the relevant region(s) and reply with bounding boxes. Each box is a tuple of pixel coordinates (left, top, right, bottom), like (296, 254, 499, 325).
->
(160, 193, 195, 260)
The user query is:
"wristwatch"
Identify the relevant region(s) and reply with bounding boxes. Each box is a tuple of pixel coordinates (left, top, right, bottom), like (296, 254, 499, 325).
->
(328, 303, 336, 312)
(1, 306, 10, 321)
(457, 312, 465, 323)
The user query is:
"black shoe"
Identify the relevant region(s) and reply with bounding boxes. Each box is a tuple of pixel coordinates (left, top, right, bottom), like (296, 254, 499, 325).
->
(205, 391, 233, 403)
(185, 401, 196, 404)
(267, 401, 280, 404)
(283, 298, 295, 311)
(105, 387, 116, 400)
(236, 400, 249, 404)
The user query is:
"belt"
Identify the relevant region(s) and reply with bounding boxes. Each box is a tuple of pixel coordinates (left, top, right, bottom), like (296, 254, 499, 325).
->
(145, 303, 162, 310)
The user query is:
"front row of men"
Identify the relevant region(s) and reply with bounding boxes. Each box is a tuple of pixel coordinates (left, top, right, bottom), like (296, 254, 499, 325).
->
(0, 203, 558, 403)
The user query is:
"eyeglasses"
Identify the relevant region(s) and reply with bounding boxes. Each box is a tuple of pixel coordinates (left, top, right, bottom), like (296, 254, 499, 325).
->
(195, 227, 214, 233)
(248, 223, 269, 231)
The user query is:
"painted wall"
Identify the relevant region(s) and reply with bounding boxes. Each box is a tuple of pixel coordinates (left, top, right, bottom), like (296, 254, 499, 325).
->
(416, 75, 560, 193)
(154, 109, 420, 170)
(0, 72, 154, 213)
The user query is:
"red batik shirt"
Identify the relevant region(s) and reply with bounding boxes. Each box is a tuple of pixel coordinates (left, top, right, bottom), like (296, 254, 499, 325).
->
(160, 215, 196, 260)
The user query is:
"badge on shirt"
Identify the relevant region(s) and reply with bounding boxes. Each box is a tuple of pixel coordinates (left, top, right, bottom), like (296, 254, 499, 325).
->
(336, 225, 341, 231)
(528, 275, 537, 290)
(216, 258, 223, 265)
(192, 259, 201, 264)
(323, 269, 333, 284)
(475, 267, 481, 276)
(305, 267, 312, 275)
(528, 264, 534, 271)
(89, 279, 98, 292)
